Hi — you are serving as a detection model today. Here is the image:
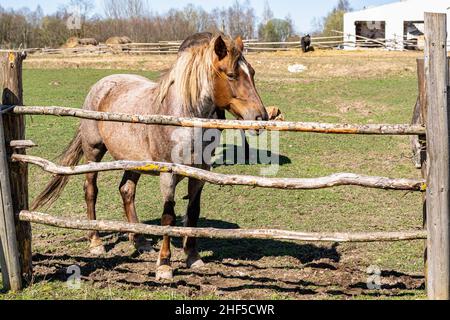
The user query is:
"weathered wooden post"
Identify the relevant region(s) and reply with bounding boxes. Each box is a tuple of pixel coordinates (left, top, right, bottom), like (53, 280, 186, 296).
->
(0, 51, 32, 291)
(411, 59, 427, 170)
(411, 58, 429, 288)
(424, 12, 450, 300)
(0, 106, 22, 291)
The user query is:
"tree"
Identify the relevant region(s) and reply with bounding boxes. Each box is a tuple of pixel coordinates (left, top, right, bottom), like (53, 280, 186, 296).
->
(261, 1, 273, 24)
(258, 18, 293, 42)
(226, 0, 256, 39)
(316, 0, 352, 37)
(336, 0, 352, 12)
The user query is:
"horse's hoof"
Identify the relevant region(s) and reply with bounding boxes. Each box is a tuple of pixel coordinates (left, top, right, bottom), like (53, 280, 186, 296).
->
(187, 255, 205, 269)
(156, 265, 173, 281)
(90, 244, 106, 256)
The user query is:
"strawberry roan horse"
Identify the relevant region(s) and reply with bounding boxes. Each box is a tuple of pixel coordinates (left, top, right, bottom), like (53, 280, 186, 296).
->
(32, 34, 268, 280)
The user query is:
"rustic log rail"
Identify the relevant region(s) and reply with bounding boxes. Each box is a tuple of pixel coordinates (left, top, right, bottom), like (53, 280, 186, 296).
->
(19, 211, 427, 243)
(7, 105, 426, 135)
(2, 34, 424, 56)
(12, 154, 426, 191)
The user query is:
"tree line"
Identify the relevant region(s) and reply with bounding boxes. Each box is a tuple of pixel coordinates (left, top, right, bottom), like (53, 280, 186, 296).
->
(0, 0, 350, 49)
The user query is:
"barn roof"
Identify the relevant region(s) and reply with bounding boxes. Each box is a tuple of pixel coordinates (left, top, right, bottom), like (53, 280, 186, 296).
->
(345, 0, 450, 21)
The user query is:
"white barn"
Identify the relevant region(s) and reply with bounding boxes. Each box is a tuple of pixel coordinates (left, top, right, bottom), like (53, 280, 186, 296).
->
(343, 0, 450, 50)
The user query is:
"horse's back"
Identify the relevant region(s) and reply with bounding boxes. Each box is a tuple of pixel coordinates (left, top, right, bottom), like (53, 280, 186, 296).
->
(80, 74, 160, 161)
(84, 74, 157, 113)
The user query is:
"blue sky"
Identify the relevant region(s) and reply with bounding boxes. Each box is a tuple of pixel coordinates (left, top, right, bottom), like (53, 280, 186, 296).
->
(0, 0, 396, 32)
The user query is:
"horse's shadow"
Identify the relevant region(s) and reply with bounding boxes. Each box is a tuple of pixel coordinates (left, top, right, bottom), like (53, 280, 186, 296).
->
(212, 144, 292, 168)
(143, 217, 340, 266)
(29, 218, 340, 289)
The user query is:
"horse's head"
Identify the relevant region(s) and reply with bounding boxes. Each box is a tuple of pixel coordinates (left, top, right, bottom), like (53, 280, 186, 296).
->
(211, 35, 268, 122)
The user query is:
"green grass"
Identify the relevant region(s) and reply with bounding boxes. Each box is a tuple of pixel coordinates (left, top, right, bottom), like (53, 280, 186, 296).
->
(0, 67, 425, 300)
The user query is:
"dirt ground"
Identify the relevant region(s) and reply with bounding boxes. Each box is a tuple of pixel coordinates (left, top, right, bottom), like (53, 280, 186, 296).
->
(31, 229, 424, 300)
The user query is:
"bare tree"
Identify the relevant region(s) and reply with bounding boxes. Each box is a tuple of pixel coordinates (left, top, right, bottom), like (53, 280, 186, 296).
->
(104, 0, 149, 19)
(262, 0, 274, 24)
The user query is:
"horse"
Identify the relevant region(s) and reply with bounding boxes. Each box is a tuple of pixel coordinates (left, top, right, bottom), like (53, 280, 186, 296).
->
(31, 33, 268, 280)
(179, 32, 251, 161)
(301, 34, 312, 53)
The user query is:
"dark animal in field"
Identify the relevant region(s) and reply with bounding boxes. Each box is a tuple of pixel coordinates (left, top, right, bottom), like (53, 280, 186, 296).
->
(32, 33, 268, 281)
(301, 34, 312, 52)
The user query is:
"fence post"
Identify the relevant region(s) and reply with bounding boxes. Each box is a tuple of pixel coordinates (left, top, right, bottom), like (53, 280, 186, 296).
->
(0, 51, 32, 290)
(0, 111, 22, 291)
(424, 12, 450, 300)
(413, 58, 429, 287)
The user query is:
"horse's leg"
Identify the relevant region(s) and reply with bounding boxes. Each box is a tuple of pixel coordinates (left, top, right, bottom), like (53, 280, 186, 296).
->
(119, 171, 154, 253)
(184, 178, 205, 269)
(83, 144, 107, 255)
(156, 172, 182, 281)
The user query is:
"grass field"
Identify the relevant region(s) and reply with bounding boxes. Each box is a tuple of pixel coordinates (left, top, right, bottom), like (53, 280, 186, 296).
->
(0, 50, 427, 300)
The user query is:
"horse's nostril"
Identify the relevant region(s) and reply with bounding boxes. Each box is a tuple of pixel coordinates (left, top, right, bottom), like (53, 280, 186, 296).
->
(256, 116, 262, 121)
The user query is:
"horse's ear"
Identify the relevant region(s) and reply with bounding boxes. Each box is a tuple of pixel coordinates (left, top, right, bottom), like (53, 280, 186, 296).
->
(214, 36, 227, 60)
(235, 36, 244, 52)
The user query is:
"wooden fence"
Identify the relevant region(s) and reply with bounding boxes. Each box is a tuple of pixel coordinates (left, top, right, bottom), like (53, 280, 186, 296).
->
(0, 13, 449, 300)
(0, 34, 424, 56)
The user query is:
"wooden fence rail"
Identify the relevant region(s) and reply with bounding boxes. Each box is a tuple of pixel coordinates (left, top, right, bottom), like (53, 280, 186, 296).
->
(12, 154, 426, 192)
(1, 35, 426, 56)
(19, 211, 427, 243)
(8, 106, 426, 135)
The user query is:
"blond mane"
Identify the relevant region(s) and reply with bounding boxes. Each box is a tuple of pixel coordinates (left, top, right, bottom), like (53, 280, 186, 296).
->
(156, 36, 222, 116)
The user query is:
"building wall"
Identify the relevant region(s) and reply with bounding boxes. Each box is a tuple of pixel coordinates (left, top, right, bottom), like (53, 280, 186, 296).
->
(343, 0, 450, 50)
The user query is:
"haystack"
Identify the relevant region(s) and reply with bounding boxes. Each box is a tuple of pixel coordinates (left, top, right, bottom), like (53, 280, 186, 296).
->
(79, 38, 98, 46)
(62, 37, 99, 48)
(63, 37, 80, 48)
(106, 36, 132, 45)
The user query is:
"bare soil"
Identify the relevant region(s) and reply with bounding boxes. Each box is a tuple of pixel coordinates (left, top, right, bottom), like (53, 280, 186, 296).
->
(31, 230, 424, 300)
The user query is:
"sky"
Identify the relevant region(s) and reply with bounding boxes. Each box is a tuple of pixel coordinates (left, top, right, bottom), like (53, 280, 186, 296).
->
(0, 0, 396, 33)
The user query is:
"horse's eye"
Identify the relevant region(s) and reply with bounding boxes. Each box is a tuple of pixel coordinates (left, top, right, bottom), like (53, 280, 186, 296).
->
(227, 73, 237, 80)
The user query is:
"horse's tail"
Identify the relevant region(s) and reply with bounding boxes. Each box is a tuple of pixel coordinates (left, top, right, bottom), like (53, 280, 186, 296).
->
(31, 128, 84, 210)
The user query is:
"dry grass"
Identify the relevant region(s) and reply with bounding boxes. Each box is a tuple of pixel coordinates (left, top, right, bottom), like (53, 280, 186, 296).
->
(25, 49, 422, 82)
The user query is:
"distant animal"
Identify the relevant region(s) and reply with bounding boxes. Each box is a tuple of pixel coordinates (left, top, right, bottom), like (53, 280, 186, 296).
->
(32, 33, 268, 281)
(301, 34, 312, 52)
